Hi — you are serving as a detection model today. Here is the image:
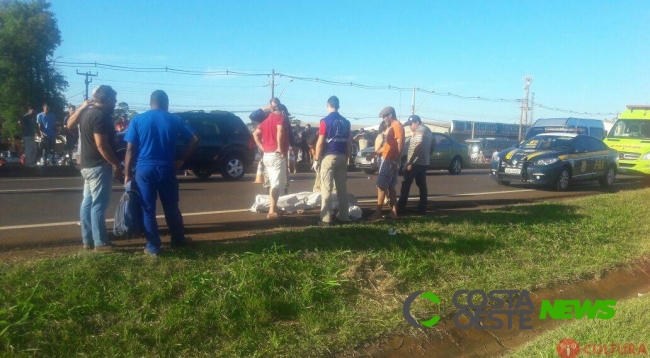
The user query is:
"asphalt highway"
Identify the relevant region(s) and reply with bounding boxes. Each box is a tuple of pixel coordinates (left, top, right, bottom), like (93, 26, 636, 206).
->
(0, 169, 646, 250)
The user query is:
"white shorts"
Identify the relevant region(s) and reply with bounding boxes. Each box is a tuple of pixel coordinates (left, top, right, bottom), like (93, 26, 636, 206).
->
(262, 152, 288, 190)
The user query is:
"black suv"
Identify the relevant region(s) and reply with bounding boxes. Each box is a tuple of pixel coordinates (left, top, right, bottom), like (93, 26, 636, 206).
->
(117, 110, 255, 181)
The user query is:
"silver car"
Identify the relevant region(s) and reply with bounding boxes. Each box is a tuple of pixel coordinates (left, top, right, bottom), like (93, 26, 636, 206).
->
(354, 132, 469, 175)
(0, 151, 22, 164)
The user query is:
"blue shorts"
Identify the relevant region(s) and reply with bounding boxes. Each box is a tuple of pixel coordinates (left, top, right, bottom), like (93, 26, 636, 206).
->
(377, 159, 398, 189)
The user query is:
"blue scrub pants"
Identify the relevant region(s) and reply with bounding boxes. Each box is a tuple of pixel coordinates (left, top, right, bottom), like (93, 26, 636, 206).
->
(136, 165, 186, 254)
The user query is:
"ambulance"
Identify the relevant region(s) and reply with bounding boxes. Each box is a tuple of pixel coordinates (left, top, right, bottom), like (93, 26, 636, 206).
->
(603, 105, 650, 175)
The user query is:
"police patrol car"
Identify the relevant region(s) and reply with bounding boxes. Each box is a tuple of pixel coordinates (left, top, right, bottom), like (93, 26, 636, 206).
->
(491, 133, 618, 190)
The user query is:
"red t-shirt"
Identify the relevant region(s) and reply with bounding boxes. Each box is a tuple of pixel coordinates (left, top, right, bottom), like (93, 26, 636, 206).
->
(259, 112, 290, 153)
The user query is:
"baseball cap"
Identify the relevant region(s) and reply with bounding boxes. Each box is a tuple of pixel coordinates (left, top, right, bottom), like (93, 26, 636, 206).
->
(404, 115, 422, 126)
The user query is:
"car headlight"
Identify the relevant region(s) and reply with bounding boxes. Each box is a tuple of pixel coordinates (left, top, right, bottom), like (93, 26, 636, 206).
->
(641, 152, 650, 160)
(533, 157, 559, 166)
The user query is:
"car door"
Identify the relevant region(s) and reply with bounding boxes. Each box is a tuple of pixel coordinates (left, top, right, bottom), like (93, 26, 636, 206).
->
(570, 136, 591, 180)
(585, 137, 608, 178)
(430, 134, 453, 169)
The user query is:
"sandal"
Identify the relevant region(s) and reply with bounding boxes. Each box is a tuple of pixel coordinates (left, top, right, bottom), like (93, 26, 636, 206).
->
(267, 212, 280, 219)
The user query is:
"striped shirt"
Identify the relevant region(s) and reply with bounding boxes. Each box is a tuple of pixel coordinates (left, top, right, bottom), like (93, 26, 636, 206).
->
(407, 124, 433, 166)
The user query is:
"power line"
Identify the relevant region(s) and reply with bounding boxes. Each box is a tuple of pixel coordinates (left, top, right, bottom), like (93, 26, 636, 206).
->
(54, 60, 618, 116)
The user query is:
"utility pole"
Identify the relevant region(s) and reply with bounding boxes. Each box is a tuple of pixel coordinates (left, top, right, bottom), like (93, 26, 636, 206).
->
(76, 70, 98, 100)
(518, 76, 533, 140)
(411, 86, 416, 115)
(270, 69, 275, 99)
(530, 92, 535, 126)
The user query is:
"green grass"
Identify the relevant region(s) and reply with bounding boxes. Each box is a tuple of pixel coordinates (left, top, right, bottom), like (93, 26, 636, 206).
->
(506, 295, 650, 357)
(1, 188, 649, 357)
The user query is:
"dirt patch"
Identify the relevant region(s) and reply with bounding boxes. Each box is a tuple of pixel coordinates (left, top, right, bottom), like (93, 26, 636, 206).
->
(338, 257, 650, 358)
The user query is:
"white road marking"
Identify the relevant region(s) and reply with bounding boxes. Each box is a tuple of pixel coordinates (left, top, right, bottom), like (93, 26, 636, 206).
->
(355, 189, 535, 203)
(0, 189, 532, 231)
(0, 186, 123, 194)
(0, 177, 81, 182)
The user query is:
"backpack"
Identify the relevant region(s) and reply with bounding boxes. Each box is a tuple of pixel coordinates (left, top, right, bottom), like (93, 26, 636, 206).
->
(113, 181, 144, 238)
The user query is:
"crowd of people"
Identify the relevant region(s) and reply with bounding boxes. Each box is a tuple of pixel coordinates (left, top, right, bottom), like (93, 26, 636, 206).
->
(35, 87, 434, 256)
(17, 101, 130, 167)
(250, 97, 434, 226)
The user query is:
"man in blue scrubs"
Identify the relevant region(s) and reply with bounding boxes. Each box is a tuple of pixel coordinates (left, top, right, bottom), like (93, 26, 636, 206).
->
(124, 90, 200, 256)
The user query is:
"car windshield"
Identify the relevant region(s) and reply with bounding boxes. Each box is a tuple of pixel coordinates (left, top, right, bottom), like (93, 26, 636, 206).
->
(608, 119, 650, 139)
(520, 136, 573, 151)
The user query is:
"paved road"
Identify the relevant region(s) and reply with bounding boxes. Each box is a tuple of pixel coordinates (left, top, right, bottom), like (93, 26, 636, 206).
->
(0, 169, 646, 249)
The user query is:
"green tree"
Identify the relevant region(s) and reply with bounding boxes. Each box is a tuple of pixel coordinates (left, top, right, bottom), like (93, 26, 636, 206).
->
(0, 0, 68, 138)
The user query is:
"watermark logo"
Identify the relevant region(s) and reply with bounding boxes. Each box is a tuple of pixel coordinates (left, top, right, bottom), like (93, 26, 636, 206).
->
(557, 338, 580, 358)
(541, 300, 616, 320)
(451, 289, 534, 330)
(556, 338, 648, 356)
(403, 290, 617, 330)
(402, 291, 440, 329)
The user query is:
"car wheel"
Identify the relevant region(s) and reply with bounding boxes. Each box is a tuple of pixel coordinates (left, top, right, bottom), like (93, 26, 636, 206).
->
(448, 156, 463, 175)
(497, 180, 511, 186)
(363, 168, 377, 175)
(194, 169, 213, 180)
(599, 166, 616, 188)
(555, 168, 571, 191)
(221, 154, 245, 181)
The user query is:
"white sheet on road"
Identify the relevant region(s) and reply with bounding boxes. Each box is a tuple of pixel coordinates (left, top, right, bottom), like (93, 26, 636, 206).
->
(250, 191, 362, 220)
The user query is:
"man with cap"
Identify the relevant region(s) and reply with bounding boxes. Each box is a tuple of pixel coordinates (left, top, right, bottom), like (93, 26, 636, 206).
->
(368, 106, 405, 220)
(313, 95, 352, 226)
(397, 115, 433, 214)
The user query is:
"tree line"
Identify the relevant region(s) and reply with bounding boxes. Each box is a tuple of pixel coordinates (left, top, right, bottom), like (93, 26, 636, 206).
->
(0, 0, 67, 138)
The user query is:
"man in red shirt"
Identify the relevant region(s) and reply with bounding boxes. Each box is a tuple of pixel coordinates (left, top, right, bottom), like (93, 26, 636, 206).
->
(253, 104, 290, 219)
(368, 106, 405, 220)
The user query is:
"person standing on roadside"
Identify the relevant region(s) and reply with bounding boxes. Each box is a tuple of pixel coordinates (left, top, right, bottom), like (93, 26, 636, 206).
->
(63, 105, 80, 158)
(36, 103, 58, 165)
(252, 104, 290, 219)
(250, 97, 281, 184)
(374, 121, 388, 170)
(124, 90, 200, 257)
(313, 96, 352, 226)
(368, 106, 404, 220)
(353, 128, 369, 151)
(77, 86, 122, 252)
(19, 106, 37, 166)
(397, 115, 432, 214)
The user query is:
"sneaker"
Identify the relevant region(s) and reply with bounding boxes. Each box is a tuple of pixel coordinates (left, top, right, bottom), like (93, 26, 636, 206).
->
(93, 245, 114, 253)
(83, 244, 92, 250)
(143, 247, 159, 258)
(318, 220, 331, 227)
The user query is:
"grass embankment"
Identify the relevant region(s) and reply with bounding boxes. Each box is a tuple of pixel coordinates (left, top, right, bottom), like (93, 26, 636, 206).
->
(1, 189, 649, 357)
(507, 294, 650, 357)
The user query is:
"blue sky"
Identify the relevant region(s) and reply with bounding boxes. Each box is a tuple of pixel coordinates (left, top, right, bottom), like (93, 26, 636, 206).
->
(50, 0, 650, 126)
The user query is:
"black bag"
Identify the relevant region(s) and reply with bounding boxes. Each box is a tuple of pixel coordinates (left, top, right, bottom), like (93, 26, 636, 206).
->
(113, 181, 144, 238)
